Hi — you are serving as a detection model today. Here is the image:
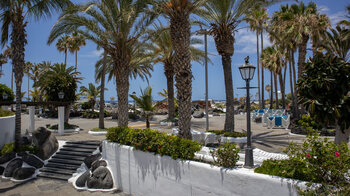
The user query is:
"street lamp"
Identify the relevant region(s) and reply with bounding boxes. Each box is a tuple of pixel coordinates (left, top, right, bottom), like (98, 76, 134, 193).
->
(239, 56, 256, 168)
(132, 91, 136, 114)
(2, 92, 8, 100)
(58, 91, 65, 100)
(196, 26, 209, 131)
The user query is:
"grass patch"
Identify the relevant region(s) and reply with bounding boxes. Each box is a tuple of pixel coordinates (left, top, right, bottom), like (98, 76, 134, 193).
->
(208, 130, 247, 138)
(0, 108, 14, 117)
(91, 128, 108, 132)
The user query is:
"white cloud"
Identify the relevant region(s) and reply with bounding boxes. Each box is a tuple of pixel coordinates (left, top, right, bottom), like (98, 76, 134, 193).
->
(235, 29, 272, 54)
(81, 49, 103, 58)
(318, 5, 329, 14)
(329, 11, 347, 27)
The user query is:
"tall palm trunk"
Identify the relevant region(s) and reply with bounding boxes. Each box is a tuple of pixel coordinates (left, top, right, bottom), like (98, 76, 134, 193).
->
(297, 34, 309, 80)
(27, 75, 30, 100)
(291, 49, 298, 116)
(64, 104, 71, 123)
(115, 60, 130, 127)
(75, 51, 78, 72)
(256, 32, 261, 108)
(261, 32, 265, 109)
(12, 19, 27, 151)
(170, 13, 192, 139)
(274, 72, 279, 109)
(146, 115, 150, 129)
(164, 62, 175, 120)
(288, 52, 295, 112)
(99, 52, 106, 129)
(64, 48, 67, 65)
(281, 65, 287, 109)
(222, 54, 235, 132)
(270, 71, 273, 109)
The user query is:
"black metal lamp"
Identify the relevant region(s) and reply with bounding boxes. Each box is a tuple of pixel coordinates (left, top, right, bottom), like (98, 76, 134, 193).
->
(2, 92, 8, 100)
(239, 56, 256, 168)
(58, 91, 65, 100)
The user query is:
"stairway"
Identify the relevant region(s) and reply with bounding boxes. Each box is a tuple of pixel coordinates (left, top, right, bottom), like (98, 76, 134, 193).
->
(37, 140, 101, 181)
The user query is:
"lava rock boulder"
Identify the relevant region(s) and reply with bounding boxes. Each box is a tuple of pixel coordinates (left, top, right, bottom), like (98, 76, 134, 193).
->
(13, 167, 36, 180)
(0, 152, 16, 164)
(193, 111, 204, 118)
(91, 160, 107, 172)
(84, 153, 102, 169)
(4, 158, 23, 177)
(32, 127, 58, 160)
(87, 167, 113, 189)
(0, 166, 4, 175)
(21, 153, 44, 169)
(76, 170, 91, 187)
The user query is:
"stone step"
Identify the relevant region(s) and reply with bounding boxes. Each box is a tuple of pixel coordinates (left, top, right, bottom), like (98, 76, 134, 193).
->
(45, 163, 79, 171)
(65, 141, 101, 146)
(56, 151, 91, 157)
(52, 154, 86, 161)
(63, 144, 99, 150)
(48, 158, 83, 166)
(37, 172, 71, 181)
(39, 167, 76, 175)
(60, 147, 96, 153)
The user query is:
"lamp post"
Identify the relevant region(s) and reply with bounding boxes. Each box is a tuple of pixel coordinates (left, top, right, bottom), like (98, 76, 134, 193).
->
(197, 26, 209, 131)
(2, 92, 8, 100)
(239, 56, 256, 168)
(58, 91, 65, 100)
(132, 91, 136, 114)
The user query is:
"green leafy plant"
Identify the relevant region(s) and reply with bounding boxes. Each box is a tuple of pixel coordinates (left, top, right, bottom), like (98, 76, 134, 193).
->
(0, 83, 15, 101)
(1, 142, 38, 155)
(0, 108, 14, 117)
(1, 142, 14, 155)
(106, 127, 202, 160)
(297, 114, 323, 133)
(49, 122, 78, 130)
(210, 143, 240, 168)
(208, 130, 247, 138)
(255, 133, 350, 194)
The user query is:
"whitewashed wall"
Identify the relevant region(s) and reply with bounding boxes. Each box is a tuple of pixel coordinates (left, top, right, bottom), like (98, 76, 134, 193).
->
(103, 141, 304, 196)
(0, 115, 15, 148)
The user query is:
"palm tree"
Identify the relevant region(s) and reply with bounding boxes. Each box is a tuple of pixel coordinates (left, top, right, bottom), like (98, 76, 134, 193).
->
(130, 86, 156, 129)
(49, 0, 154, 128)
(35, 63, 81, 123)
(199, 0, 274, 132)
(154, 0, 207, 139)
(24, 62, 34, 100)
(147, 24, 206, 120)
(0, 0, 72, 150)
(338, 5, 350, 27)
(245, 5, 269, 109)
(69, 32, 86, 71)
(56, 35, 72, 65)
(80, 83, 101, 113)
(321, 25, 350, 62)
(0, 53, 8, 77)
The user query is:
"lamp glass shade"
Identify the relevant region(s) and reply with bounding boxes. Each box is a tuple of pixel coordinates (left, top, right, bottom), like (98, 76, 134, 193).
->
(239, 64, 256, 80)
(2, 93, 8, 100)
(58, 91, 65, 100)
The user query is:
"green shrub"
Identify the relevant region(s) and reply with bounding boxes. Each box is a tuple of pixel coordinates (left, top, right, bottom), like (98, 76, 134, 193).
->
(0, 83, 15, 101)
(208, 130, 247, 138)
(0, 108, 14, 117)
(255, 133, 350, 193)
(82, 111, 110, 118)
(210, 143, 240, 168)
(106, 127, 202, 160)
(49, 122, 78, 130)
(0, 142, 38, 155)
(81, 101, 91, 110)
(298, 114, 323, 132)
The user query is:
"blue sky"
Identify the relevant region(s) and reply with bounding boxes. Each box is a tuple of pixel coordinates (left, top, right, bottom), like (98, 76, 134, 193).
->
(0, 0, 348, 101)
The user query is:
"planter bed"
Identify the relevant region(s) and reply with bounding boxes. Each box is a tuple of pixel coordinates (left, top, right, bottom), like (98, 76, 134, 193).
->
(102, 141, 305, 196)
(48, 128, 80, 133)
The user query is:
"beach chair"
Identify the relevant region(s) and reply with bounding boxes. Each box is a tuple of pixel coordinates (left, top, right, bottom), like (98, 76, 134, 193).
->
(267, 115, 290, 130)
(262, 113, 273, 126)
(282, 115, 290, 130)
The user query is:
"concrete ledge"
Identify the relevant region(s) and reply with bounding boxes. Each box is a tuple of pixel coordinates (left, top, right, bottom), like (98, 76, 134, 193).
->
(0, 115, 15, 148)
(102, 141, 304, 196)
(88, 130, 107, 135)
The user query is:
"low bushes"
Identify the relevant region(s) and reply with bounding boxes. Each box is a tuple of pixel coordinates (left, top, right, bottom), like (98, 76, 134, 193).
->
(208, 130, 247, 138)
(210, 143, 240, 168)
(90, 128, 107, 132)
(0, 142, 38, 155)
(0, 108, 14, 117)
(106, 127, 202, 160)
(255, 133, 350, 194)
(82, 111, 110, 118)
(48, 123, 78, 130)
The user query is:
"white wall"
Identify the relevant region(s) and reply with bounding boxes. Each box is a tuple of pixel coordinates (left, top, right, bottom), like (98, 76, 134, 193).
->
(0, 115, 15, 148)
(103, 141, 304, 196)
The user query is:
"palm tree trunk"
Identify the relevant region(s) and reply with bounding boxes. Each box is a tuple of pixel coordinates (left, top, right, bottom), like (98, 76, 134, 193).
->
(28, 75, 30, 100)
(256, 31, 261, 108)
(291, 49, 298, 117)
(146, 116, 150, 129)
(164, 62, 175, 120)
(222, 54, 235, 132)
(64, 48, 67, 65)
(12, 19, 27, 151)
(170, 13, 192, 139)
(288, 53, 295, 112)
(75, 51, 78, 72)
(297, 35, 308, 80)
(98, 52, 106, 129)
(261, 32, 265, 109)
(270, 71, 273, 109)
(11, 65, 14, 111)
(64, 104, 71, 123)
(274, 73, 279, 109)
(281, 66, 287, 109)
(115, 61, 129, 127)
